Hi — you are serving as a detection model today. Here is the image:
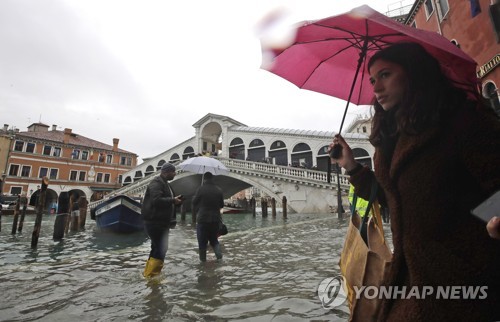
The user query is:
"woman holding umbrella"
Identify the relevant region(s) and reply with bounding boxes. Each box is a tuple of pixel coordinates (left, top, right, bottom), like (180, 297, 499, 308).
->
(331, 42, 500, 321)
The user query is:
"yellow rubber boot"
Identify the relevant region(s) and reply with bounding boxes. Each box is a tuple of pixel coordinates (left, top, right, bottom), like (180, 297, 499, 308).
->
(143, 257, 164, 278)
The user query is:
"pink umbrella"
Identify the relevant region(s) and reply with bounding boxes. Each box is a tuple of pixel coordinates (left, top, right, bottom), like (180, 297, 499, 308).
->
(260, 5, 478, 214)
(261, 5, 478, 134)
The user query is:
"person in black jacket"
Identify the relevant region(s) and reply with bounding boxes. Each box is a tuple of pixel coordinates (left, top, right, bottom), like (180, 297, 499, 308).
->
(192, 172, 224, 262)
(141, 163, 183, 277)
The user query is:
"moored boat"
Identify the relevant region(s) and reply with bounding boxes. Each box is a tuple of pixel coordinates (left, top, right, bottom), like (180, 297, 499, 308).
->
(222, 206, 246, 214)
(93, 195, 143, 233)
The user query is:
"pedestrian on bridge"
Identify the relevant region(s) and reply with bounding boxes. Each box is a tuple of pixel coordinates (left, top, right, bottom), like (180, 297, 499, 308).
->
(330, 42, 500, 322)
(141, 162, 184, 278)
(192, 171, 225, 262)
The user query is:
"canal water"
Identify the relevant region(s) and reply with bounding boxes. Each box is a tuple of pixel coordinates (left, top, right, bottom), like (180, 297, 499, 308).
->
(0, 212, 391, 321)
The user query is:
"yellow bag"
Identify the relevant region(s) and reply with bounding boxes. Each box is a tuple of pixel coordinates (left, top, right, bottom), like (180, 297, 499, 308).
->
(339, 185, 392, 322)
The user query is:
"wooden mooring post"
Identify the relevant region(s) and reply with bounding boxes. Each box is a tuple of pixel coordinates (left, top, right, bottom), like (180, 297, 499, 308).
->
(70, 194, 80, 231)
(271, 198, 276, 218)
(31, 177, 49, 248)
(78, 196, 89, 229)
(282, 196, 287, 219)
(11, 195, 20, 234)
(251, 197, 256, 217)
(18, 195, 28, 233)
(53, 192, 70, 241)
(261, 197, 268, 217)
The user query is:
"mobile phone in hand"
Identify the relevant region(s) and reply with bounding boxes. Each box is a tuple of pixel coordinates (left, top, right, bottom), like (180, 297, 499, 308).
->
(471, 191, 500, 222)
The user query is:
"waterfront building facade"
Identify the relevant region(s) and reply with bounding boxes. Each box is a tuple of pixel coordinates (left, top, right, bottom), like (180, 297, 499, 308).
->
(405, 0, 500, 115)
(1, 122, 137, 211)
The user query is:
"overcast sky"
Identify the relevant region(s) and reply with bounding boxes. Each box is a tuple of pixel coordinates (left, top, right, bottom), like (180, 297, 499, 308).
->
(0, 0, 409, 162)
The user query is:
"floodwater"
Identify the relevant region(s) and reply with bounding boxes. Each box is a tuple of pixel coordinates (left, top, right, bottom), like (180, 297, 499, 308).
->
(0, 211, 391, 321)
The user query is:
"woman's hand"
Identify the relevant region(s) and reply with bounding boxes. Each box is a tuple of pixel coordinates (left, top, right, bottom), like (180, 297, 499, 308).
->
(486, 216, 500, 239)
(329, 134, 357, 171)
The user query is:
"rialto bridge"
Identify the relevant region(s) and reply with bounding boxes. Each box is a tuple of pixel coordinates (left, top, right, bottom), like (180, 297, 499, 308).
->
(113, 113, 374, 214)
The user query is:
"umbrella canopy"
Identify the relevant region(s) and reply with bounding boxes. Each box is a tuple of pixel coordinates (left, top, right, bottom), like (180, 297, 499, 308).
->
(261, 4, 478, 132)
(178, 156, 229, 176)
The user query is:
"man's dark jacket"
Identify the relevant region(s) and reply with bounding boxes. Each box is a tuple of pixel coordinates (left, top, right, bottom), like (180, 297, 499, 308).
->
(192, 178, 224, 223)
(141, 175, 177, 227)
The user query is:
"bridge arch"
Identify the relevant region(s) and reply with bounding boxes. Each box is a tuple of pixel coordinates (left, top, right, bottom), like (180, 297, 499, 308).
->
(269, 140, 288, 166)
(200, 121, 222, 155)
(145, 165, 155, 176)
(170, 153, 180, 162)
(229, 137, 245, 160)
(157, 159, 166, 170)
(352, 147, 372, 169)
(291, 142, 312, 168)
(183, 146, 195, 159)
(247, 138, 265, 162)
(316, 145, 330, 171)
(123, 176, 133, 186)
(134, 170, 143, 182)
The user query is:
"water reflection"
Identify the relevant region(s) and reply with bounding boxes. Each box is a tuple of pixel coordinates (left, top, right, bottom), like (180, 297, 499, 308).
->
(0, 212, 388, 321)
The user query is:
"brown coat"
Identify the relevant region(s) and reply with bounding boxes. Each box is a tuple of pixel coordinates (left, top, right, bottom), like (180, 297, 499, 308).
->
(350, 106, 500, 322)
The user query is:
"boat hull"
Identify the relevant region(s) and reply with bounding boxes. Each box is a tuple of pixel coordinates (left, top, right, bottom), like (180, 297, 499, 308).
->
(94, 195, 143, 233)
(222, 207, 245, 214)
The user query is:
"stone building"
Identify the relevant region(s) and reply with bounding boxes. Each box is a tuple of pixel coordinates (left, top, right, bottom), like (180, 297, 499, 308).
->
(405, 0, 500, 115)
(1, 122, 137, 211)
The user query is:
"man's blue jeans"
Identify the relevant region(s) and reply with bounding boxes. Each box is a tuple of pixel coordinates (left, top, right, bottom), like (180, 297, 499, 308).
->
(144, 223, 170, 260)
(196, 222, 219, 250)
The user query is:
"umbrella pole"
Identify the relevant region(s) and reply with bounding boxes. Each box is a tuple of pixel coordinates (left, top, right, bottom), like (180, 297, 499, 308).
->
(335, 39, 368, 219)
(336, 164, 344, 218)
(338, 40, 368, 134)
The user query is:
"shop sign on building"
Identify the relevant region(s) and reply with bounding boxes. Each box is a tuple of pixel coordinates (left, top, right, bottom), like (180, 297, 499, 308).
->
(477, 54, 500, 78)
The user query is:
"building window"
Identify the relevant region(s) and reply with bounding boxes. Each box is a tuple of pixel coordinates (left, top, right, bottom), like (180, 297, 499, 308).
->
(39, 167, 48, 178)
(424, 0, 434, 18)
(43, 145, 52, 156)
(104, 173, 110, 183)
(14, 141, 24, 152)
(120, 156, 132, 166)
(96, 173, 103, 183)
(484, 81, 500, 116)
(72, 149, 80, 159)
(53, 147, 61, 157)
(26, 143, 35, 153)
(362, 126, 367, 133)
(70, 170, 78, 181)
(78, 171, 86, 182)
(10, 187, 22, 195)
(9, 164, 19, 176)
(106, 155, 112, 164)
(20, 166, 31, 177)
(98, 153, 105, 162)
(437, 0, 449, 20)
(81, 151, 89, 161)
(49, 168, 58, 180)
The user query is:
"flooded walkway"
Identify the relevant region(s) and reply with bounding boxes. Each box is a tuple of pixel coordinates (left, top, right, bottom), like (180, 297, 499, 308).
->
(0, 212, 386, 321)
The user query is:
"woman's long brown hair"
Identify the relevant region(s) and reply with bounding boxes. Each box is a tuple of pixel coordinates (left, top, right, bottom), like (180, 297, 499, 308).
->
(367, 42, 472, 151)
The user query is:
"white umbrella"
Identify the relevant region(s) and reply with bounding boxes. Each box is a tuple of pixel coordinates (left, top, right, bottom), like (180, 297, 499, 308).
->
(178, 156, 229, 176)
